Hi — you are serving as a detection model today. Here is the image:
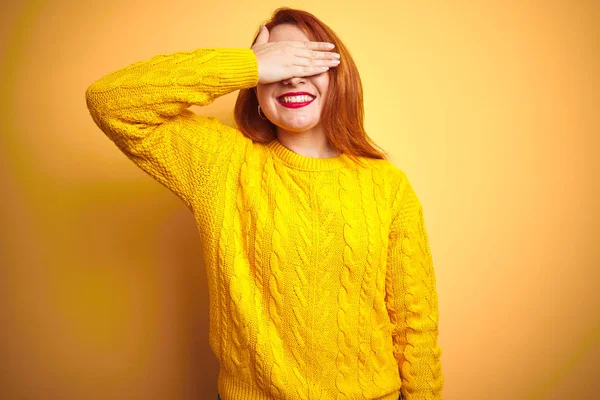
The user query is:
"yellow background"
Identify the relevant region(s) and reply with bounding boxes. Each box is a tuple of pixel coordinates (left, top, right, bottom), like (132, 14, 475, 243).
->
(1, 1, 598, 399)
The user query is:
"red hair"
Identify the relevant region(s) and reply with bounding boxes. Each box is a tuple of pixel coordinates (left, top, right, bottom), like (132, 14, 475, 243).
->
(233, 7, 389, 164)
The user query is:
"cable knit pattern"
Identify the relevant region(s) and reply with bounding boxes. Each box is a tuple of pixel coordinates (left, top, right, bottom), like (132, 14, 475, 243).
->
(252, 160, 272, 394)
(268, 159, 290, 399)
(335, 167, 360, 399)
(239, 152, 270, 391)
(282, 170, 311, 400)
(85, 47, 443, 400)
(354, 168, 374, 396)
(358, 168, 398, 398)
(311, 171, 340, 400)
(230, 161, 252, 374)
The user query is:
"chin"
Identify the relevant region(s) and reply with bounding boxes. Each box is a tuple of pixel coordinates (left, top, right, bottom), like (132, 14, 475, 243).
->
(275, 117, 321, 132)
(277, 123, 318, 133)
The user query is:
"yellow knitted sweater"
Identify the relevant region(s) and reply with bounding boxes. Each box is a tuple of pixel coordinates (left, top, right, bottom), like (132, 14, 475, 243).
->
(85, 48, 443, 400)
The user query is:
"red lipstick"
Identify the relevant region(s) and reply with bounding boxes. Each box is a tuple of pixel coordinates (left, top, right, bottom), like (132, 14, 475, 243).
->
(276, 92, 316, 109)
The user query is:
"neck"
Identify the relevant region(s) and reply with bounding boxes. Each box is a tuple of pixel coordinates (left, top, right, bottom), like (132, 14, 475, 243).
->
(276, 128, 341, 158)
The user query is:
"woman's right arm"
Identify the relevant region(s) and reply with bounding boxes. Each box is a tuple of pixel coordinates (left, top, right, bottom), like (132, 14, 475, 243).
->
(85, 48, 258, 211)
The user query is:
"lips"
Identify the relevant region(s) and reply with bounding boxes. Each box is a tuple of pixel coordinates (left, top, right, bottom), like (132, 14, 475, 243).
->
(276, 92, 316, 109)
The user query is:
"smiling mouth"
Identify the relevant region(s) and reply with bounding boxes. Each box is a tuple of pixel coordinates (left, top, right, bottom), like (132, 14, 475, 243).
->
(276, 95, 316, 109)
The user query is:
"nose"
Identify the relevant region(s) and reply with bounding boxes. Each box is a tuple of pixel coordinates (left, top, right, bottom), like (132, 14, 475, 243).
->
(281, 76, 306, 86)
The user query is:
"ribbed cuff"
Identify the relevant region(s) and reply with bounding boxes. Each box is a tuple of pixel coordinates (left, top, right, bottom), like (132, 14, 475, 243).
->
(217, 48, 259, 91)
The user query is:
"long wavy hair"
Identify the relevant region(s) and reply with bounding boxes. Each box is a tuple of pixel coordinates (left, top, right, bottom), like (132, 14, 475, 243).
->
(233, 7, 389, 164)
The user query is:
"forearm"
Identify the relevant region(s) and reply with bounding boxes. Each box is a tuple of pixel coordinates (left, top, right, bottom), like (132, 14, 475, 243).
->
(85, 48, 258, 128)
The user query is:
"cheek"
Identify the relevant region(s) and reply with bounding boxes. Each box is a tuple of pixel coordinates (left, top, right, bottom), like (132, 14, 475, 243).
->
(256, 84, 277, 103)
(315, 75, 330, 96)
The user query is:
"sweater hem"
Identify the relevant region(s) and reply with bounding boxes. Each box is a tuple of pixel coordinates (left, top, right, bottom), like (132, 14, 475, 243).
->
(218, 368, 402, 400)
(218, 369, 270, 400)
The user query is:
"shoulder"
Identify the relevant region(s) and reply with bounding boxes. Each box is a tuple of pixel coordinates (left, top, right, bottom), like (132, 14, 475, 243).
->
(353, 158, 416, 223)
(357, 157, 409, 192)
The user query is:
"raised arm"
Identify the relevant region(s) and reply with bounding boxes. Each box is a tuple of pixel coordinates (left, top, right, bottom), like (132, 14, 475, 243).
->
(385, 172, 444, 400)
(85, 48, 258, 210)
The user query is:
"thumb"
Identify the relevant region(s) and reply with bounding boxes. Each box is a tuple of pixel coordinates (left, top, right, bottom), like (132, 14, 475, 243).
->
(255, 24, 269, 45)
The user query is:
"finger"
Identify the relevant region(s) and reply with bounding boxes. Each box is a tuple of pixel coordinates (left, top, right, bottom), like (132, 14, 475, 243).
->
(285, 40, 335, 50)
(290, 51, 341, 67)
(293, 47, 340, 61)
(254, 25, 269, 45)
(292, 58, 341, 69)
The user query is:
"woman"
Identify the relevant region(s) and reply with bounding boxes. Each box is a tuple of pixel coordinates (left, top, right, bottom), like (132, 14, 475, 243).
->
(86, 7, 443, 400)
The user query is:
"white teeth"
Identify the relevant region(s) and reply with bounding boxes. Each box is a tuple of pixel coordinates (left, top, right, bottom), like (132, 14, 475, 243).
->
(279, 95, 314, 103)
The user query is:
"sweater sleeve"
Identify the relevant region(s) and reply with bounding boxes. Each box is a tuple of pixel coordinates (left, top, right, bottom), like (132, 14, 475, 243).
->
(385, 172, 444, 400)
(85, 48, 259, 210)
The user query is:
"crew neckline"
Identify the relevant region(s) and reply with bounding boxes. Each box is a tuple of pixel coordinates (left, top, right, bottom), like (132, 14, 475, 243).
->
(266, 139, 352, 171)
